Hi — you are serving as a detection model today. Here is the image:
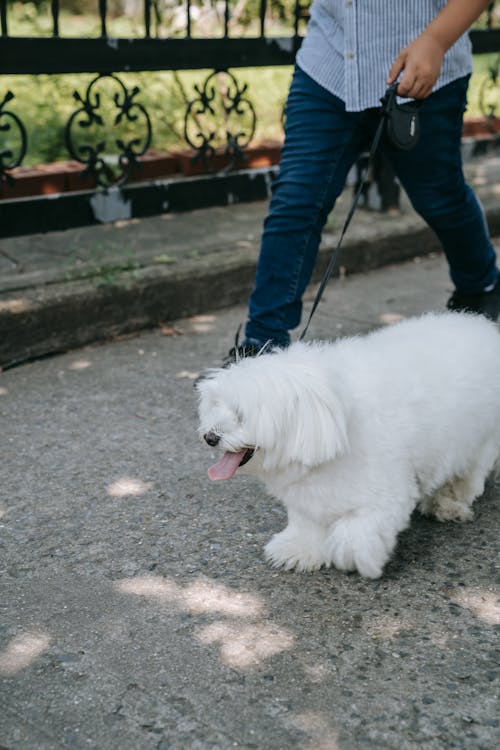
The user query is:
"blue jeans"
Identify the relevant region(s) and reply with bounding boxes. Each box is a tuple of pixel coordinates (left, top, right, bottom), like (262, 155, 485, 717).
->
(245, 65, 498, 347)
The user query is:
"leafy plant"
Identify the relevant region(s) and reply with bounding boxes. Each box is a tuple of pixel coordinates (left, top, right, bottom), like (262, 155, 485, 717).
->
(2, 68, 292, 166)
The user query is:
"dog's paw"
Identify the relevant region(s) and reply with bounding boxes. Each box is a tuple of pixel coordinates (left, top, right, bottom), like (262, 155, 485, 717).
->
(264, 530, 327, 572)
(326, 514, 397, 579)
(428, 477, 480, 523)
(432, 495, 474, 523)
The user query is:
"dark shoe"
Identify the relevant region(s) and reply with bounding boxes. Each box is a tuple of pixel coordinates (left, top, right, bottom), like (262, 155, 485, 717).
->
(195, 337, 271, 388)
(222, 338, 271, 368)
(447, 278, 500, 322)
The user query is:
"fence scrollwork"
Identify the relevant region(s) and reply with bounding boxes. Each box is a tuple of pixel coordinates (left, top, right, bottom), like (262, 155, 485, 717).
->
(184, 70, 257, 172)
(64, 73, 153, 188)
(0, 91, 28, 189)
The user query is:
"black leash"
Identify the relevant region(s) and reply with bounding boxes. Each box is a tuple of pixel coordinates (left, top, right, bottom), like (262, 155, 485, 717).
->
(299, 83, 420, 342)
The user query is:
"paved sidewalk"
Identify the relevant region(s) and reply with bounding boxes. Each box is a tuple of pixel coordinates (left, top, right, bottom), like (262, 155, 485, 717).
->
(1, 154, 499, 368)
(0, 249, 499, 749)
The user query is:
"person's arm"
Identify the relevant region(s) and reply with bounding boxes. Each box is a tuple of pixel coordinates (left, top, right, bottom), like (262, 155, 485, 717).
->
(387, 0, 491, 99)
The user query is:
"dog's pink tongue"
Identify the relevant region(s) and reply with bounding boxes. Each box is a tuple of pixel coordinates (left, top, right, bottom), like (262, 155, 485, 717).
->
(208, 450, 247, 481)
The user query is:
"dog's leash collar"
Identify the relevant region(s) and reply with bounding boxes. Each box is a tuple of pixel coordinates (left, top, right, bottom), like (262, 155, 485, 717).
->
(299, 83, 418, 342)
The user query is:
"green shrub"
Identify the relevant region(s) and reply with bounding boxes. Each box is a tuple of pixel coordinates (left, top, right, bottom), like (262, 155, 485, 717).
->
(2, 68, 293, 166)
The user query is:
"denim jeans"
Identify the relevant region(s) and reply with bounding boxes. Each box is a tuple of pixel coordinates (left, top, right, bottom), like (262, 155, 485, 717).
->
(245, 65, 498, 347)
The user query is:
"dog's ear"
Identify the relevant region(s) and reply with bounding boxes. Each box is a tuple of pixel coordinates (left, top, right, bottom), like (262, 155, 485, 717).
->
(285, 379, 349, 467)
(247, 369, 349, 469)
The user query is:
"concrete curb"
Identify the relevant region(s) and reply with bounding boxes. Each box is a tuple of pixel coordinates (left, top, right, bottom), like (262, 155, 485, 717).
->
(2, 199, 500, 369)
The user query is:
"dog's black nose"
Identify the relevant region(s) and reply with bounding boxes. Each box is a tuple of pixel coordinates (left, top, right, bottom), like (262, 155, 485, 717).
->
(204, 431, 220, 447)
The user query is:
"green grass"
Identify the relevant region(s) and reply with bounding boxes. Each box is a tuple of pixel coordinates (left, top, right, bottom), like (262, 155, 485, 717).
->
(2, 67, 293, 166)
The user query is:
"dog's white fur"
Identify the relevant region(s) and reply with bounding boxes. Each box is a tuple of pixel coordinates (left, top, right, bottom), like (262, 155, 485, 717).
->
(197, 313, 500, 578)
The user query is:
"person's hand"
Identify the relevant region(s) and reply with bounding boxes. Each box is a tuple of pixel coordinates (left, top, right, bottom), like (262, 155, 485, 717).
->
(387, 32, 446, 99)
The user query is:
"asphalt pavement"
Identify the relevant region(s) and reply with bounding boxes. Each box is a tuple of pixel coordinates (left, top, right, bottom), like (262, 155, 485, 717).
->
(0, 242, 499, 749)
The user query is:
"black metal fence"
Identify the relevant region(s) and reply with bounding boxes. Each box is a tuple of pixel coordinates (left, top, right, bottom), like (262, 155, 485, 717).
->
(0, 0, 498, 237)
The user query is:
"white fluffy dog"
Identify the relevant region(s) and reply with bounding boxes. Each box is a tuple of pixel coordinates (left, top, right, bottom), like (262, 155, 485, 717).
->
(197, 313, 500, 578)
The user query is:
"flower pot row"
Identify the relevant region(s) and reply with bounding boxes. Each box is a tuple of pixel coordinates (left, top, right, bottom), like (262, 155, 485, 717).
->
(1, 119, 498, 201)
(0, 142, 283, 200)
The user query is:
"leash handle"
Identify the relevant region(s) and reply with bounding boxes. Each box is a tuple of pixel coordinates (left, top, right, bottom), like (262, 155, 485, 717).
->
(299, 111, 386, 342)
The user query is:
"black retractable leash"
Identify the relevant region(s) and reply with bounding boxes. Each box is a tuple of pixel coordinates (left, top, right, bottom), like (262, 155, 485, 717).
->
(298, 82, 421, 342)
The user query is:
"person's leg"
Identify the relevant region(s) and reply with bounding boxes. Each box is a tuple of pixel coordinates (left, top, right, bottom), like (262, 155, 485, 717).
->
(243, 66, 366, 348)
(384, 76, 499, 311)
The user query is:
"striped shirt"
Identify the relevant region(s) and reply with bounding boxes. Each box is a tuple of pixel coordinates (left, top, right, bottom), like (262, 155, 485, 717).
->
(296, 0, 473, 111)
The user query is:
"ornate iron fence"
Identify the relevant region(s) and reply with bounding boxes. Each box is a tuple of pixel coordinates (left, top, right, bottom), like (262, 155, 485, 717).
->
(0, 0, 498, 236)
